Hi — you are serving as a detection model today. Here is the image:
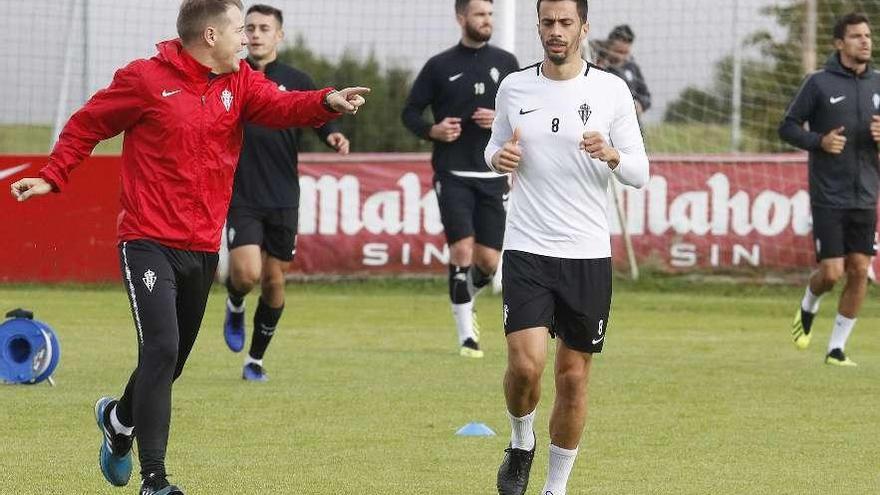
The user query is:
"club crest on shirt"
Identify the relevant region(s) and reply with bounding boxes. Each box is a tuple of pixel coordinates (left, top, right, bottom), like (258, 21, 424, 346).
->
(578, 102, 591, 125)
(490, 67, 500, 84)
(221, 89, 233, 112)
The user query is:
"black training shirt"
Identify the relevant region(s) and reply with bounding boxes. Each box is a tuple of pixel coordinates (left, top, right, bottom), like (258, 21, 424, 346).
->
(402, 42, 518, 176)
(231, 58, 341, 208)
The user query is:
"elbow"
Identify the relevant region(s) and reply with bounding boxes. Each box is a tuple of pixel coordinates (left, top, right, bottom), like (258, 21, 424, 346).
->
(778, 119, 799, 146)
(777, 122, 789, 141)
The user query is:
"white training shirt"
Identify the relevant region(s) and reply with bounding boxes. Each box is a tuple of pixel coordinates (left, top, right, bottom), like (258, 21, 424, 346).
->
(485, 60, 649, 259)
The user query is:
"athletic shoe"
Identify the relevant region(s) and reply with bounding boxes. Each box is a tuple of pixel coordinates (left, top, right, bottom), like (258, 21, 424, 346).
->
(460, 338, 484, 358)
(825, 348, 857, 367)
(94, 396, 133, 487)
(223, 301, 246, 352)
(497, 443, 535, 495)
(242, 362, 268, 382)
(791, 308, 814, 350)
(140, 473, 184, 495)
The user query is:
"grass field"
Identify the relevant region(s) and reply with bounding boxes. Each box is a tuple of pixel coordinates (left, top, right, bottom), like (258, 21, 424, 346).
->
(0, 125, 122, 155)
(0, 278, 878, 494)
(0, 123, 754, 155)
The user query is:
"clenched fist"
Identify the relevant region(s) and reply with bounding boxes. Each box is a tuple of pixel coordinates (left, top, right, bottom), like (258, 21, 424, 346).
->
(581, 131, 620, 169)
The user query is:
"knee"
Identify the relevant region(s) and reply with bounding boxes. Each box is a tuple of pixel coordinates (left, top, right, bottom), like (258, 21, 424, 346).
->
(143, 339, 178, 373)
(508, 359, 543, 387)
(231, 268, 260, 293)
(846, 263, 869, 282)
(819, 267, 844, 287)
(449, 240, 474, 266)
(556, 368, 587, 403)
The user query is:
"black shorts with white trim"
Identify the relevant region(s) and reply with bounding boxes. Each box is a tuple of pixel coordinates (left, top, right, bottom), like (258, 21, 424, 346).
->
(226, 206, 299, 262)
(433, 172, 507, 250)
(811, 206, 877, 262)
(502, 250, 611, 354)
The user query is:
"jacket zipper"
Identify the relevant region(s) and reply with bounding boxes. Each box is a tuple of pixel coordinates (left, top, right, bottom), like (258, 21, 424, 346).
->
(854, 75, 862, 204)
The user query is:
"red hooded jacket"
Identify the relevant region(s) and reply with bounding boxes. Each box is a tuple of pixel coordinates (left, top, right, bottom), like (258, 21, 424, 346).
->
(40, 39, 339, 252)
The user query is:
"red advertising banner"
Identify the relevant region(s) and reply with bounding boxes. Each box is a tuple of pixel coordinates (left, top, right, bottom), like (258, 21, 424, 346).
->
(1, 156, 122, 283)
(0, 153, 870, 282)
(613, 154, 815, 271)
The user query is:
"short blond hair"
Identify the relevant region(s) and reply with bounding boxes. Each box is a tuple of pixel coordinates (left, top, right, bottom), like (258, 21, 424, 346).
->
(177, 0, 244, 44)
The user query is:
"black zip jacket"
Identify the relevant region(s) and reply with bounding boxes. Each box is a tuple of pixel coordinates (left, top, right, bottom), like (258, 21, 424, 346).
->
(779, 52, 880, 209)
(402, 42, 518, 175)
(608, 58, 651, 111)
(231, 59, 341, 208)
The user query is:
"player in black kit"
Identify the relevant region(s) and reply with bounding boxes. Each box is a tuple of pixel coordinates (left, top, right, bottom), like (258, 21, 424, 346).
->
(223, 4, 350, 381)
(402, 0, 518, 358)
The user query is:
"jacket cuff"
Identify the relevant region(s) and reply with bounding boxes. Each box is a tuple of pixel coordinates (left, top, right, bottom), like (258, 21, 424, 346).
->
(38, 168, 63, 193)
(318, 87, 343, 118)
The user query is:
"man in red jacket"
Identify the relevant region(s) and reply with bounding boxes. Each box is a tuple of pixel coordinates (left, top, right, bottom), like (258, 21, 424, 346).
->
(9, 1, 368, 494)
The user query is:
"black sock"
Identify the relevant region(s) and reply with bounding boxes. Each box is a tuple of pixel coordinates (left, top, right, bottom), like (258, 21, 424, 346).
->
(226, 278, 247, 308)
(249, 298, 283, 360)
(449, 265, 472, 304)
(468, 264, 493, 294)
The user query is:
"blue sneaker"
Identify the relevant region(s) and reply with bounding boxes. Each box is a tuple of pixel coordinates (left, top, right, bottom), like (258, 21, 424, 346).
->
(242, 362, 268, 382)
(94, 396, 133, 487)
(224, 301, 246, 352)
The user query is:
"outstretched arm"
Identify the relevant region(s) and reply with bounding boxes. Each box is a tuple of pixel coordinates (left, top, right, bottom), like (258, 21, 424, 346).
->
(243, 68, 368, 129)
(29, 60, 148, 196)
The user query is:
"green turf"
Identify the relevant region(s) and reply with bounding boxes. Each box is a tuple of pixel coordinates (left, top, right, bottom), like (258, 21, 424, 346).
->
(0, 279, 878, 494)
(643, 123, 767, 154)
(1, 123, 757, 155)
(0, 125, 122, 155)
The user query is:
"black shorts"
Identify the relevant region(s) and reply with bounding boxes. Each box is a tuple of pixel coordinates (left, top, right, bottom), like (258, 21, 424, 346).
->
(811, 206, 877, 261)
(433, 173, 508, 250)
(502, 250, 612, 354)
(227, 206, 298, 262)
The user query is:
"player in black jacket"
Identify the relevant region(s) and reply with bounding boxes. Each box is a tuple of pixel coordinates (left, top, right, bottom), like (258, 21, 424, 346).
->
(603, 25, 651, 116)
(402, 0, 518, 358)
(780, 13, 880, 366)
(223, 4, 350, 380)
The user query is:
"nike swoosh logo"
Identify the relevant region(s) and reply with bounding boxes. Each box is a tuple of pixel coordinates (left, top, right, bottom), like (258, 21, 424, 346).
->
(448, 73, 464, 81)
(830, 96, 846, 104)
(162, 89, 182, 97)
(592, 335, 605, 345)
(0, 163, 30, 181)
(519, 108, 541, 115)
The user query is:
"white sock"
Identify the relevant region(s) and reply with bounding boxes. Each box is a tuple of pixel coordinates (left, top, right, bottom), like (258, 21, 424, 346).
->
(245, 355, 263, 367)
(452, 301, 475, 344)
(828, 313, 856, 352)
(801, 286, 821, 314)
(227, 298, 245, 313)
(110, 404, 134, 436)
(508, 409, 536, 451)
(542, 444, 579, 495)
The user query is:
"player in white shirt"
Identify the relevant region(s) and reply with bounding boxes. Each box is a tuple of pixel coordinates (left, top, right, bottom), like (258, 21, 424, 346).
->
(485, 1, 649, 494)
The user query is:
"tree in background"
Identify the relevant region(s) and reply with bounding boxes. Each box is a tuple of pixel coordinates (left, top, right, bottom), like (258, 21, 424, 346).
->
(664, 0, 880, 152)
(277, 37, 432, 153)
